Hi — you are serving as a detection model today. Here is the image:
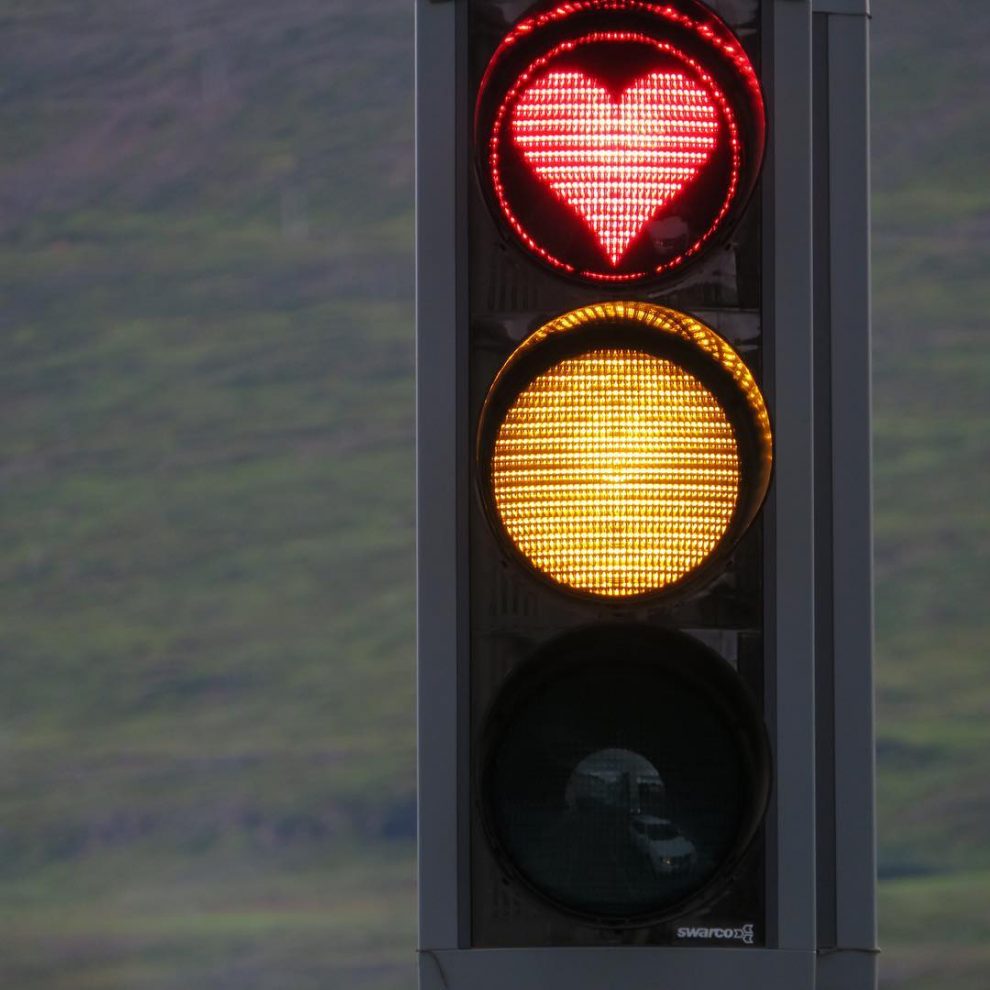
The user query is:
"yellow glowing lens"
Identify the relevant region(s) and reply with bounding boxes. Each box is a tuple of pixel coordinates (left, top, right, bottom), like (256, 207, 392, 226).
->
(481, 302, 771, 598)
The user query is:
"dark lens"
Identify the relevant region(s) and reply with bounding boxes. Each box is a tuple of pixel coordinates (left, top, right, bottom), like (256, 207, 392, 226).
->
(481, 626, 769, 921)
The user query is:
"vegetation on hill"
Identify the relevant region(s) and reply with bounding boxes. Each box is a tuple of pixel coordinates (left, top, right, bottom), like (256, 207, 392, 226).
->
(0, 1, 985, 987)
(2, 2, 416, 987)
(871, 2, 990, 986)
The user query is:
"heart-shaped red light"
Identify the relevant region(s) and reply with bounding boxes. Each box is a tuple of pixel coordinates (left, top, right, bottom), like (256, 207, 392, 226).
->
(511, 70, 720, 266)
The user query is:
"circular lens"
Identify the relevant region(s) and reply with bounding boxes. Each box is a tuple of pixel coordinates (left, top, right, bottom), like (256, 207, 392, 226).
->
(480, 626, 770, 922)
(493, 349, 739, 595)
(476, 0, 765, 283)
(477, 302, 772, 600)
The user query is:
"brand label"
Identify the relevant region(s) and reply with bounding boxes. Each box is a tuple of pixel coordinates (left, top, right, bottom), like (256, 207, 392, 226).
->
(676, 923, 755, 946)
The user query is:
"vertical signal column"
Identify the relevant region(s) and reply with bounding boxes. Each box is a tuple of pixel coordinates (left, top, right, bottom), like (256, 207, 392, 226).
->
(467, 0, 772, 948)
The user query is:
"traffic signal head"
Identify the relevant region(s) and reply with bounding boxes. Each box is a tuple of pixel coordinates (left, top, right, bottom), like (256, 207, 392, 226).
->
(417, 0, 876, 984)
(466, 0, 773, 949)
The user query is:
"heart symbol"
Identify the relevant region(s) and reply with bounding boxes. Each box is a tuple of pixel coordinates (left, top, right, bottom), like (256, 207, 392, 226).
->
(511, 70, 720, 266)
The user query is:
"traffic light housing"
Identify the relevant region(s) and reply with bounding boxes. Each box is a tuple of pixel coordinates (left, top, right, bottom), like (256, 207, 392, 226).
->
(417, 0, 876, 987)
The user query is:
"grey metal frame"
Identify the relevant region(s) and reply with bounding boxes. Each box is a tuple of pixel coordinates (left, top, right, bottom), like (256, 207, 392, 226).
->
(812, 0, 868, 13)
(415, 0, 874, 984)
(416, 0, 468, 954)
(813, 6, 878, 988)
(765, 0, 817, 959)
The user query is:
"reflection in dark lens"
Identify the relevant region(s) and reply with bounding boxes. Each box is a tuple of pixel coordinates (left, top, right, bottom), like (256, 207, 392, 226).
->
(483, 628, 767, 920)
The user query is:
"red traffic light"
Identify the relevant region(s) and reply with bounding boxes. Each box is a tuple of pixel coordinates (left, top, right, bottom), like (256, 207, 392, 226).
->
(476, 0, 765, 282)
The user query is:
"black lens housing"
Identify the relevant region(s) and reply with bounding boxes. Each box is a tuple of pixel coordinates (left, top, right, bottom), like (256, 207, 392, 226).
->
(478, 624, 772, 924)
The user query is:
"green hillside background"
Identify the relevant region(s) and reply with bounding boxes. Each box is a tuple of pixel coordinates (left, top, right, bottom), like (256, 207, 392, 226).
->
(0, 1, 986, 987)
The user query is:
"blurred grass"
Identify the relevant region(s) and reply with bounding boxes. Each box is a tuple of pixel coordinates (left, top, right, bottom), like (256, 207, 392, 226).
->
(0, 843, 415, 990)
(878, 872, 990, 990)
(1, 1, 417, 986)
(0, 0, 986, 987)
(871, 1, 990, 984)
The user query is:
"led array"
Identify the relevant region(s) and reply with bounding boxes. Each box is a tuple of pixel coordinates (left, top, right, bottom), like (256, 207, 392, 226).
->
(482, 302, 773, 598)
(512, 70, 720, 266)
(481, 5, 762, 281)
(491, 349, 740, 597)
(486, 0, 766, 102)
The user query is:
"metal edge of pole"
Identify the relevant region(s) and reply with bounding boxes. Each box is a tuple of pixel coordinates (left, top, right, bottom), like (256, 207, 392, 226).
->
(825, 7, 878, 969)
(428, 946, 817, 989)
(416, 0, 469, 959)
(767, 0, 818, 959)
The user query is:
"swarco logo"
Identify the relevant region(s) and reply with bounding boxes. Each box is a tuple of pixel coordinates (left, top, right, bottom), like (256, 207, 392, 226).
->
(676, 923, 755, 945)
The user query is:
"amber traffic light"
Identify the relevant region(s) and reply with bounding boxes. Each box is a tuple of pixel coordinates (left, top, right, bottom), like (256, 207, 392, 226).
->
(478, 302, 772, 598)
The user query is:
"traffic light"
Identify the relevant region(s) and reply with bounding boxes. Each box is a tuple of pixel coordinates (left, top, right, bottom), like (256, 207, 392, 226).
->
(417, 0, 876, 987)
